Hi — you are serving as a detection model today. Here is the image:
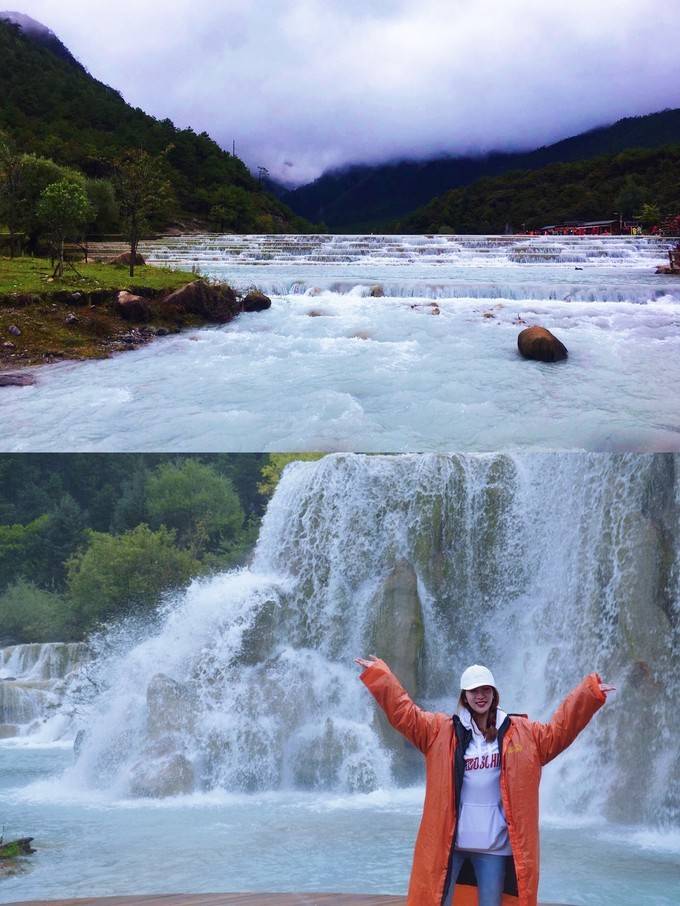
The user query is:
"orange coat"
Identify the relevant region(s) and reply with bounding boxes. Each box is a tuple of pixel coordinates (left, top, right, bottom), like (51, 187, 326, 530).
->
(360, 659, 606, 906)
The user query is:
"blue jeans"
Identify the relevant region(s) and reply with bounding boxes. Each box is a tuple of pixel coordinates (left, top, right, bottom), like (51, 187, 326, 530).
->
(443, 851, 507, 906)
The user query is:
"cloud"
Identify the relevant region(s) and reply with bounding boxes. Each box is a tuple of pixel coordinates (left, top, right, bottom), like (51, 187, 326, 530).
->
(15, 0, 680, 184)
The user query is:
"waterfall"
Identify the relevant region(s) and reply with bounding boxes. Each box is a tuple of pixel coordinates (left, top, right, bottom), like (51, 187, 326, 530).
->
(0, 642, 90, 738)
(58, 453, 678, 829)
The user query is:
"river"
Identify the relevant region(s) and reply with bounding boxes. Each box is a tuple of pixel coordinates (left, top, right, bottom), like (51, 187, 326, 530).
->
(1, 235, 678, 452)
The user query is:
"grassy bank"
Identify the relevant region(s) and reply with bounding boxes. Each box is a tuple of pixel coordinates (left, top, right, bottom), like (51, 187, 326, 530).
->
(0, 256, 195, 295)
(0, 257, 204, 368)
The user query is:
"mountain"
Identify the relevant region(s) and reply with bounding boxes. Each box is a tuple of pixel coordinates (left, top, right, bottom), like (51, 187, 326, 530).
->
(0, 15, 314, 232)
(0, 10, 82, 67)
(394, 144, 680, 235)
(283, 108, 680, 232)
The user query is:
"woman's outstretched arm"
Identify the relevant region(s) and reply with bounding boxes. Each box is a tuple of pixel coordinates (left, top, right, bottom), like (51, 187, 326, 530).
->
(355, 655, 444, 754)
(530, 674, 615, 765)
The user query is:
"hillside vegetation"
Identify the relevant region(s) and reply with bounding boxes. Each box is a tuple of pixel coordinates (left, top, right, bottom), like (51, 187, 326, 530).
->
(394, 145, 680, 234)
(0, 18, 314, 233)
(284, 109, 680, 231)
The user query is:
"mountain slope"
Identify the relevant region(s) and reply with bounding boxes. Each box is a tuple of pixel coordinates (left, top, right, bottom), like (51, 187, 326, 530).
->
(394, 144, 680, 234)
(284, 108, 680, 232)
(0, 16, 313, 231)
(0, 10, 82, 67)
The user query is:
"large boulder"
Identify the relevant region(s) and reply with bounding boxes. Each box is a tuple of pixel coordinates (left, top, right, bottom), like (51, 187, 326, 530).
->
(114, 291, 151, 323)
(109, 251, 146, 267)
(241, 290, 272, 312)
(369, 560, 425, 782)
(146, 673, 195, 738)
(128, 751, 195, 798)
(517, 325, 568, 362)
(164, 280, 240, 324)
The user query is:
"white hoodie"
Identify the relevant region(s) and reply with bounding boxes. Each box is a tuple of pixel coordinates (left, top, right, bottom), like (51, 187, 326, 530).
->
(454, 706, 513, 855)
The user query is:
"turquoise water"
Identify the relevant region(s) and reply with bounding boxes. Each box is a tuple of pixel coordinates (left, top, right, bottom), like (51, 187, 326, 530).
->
(1, 744, 678, 905)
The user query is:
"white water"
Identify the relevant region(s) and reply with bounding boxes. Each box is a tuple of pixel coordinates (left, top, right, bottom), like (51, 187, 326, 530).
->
(2, 235, 679, 452)
(0, 643, 89, 740)
(1, 453, 678, 903)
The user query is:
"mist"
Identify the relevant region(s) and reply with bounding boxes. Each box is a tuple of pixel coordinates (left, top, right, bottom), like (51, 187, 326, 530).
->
(12, 0, 680, 184)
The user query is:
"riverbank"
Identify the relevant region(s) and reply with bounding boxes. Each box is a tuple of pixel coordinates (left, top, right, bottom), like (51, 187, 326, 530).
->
(0, 258, 269, 374)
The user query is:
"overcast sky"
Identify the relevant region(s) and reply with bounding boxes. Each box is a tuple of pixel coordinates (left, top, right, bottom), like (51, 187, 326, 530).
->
(11, 0, 680, 185)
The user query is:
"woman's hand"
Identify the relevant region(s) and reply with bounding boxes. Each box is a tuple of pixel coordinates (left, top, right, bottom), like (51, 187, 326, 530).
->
(355, 655, 379, 670)
(599, 682, 616, 697)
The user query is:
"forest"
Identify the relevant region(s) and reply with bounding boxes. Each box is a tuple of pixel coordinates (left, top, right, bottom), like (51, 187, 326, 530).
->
(0, 453, 318, 645)
(0, 18, 315, 235)
(394, 144, 680, 234)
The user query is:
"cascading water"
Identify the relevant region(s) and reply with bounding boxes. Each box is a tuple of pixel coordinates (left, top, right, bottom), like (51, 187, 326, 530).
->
(3, 235, 679, 453)
(55, 453, 678, 831)
(0, 642, 89, 739)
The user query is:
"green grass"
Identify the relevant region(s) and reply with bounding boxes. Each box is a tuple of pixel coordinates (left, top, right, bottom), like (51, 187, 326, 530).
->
(0, 256, 197, 296)
(0, 842, 22, 859)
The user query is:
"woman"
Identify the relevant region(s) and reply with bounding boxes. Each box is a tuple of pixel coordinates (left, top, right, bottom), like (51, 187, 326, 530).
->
(355, 655, 614, 906)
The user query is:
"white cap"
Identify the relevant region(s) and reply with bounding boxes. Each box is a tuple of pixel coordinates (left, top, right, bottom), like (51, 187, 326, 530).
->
(460, 664, 496, 691)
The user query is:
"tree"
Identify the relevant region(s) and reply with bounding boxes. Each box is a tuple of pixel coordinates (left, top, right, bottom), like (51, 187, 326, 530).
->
(15, 154, 82, 252)
(0, 131, 23, 257)
(258, 453, 325, 498)
(36, 179, 91, 277)
(637, 202, 662, 231)
(0, 515, 50, 591)
(613, 175, 647, 219)
(36, 494, 88, 589)
(85, 178, 120, 235)
(145, 459, 244, 558)
(66, 524, 199, 630)
(0, 579, 70, 645)
(113, 149, 174, 277)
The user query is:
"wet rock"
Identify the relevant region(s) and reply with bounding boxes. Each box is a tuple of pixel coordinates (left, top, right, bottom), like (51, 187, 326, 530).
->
(74, 728, 87, 757)
(2, 341, 16, 350)
(154, 327, 170, 337)
(8, 325, 21, 337)
(369, 560, 425, 783)
(370, 560, 424, 697)
(369, 285, 384, 297)
(110, 251, 146, 267)
(64, 312, 79, 325)
(410, 302, 440, 315)
(0, 837, 35, 858)
(241, 290, 272, 312)
(517, 325, 568, 362)
(0, 373, 34, 387)
(114, 291, 151, 323)
(146, 673, 195, 738)
(128, 752, 194, 798)
(164, 280, 239, 324)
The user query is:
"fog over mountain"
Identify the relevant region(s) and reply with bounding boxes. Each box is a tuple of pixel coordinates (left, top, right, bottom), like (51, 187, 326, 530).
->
(11, 0, 680, 184)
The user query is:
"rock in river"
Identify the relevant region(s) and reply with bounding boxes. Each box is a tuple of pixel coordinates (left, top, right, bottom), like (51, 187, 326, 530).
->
(517, 325, 568, 362)
(241, 290, 272, 312)
(0, 373, 35, 387)
(164, 280, 240, 324)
